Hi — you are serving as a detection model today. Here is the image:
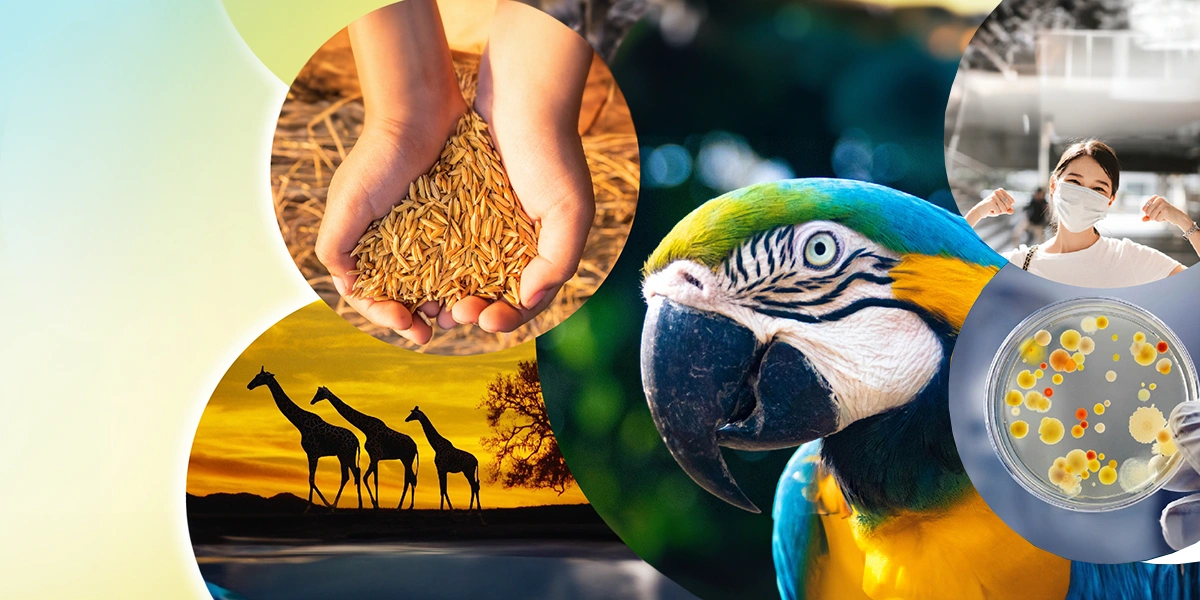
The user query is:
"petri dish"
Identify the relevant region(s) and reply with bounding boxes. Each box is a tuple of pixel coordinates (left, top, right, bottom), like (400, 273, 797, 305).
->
(985, 297, 1196, 512)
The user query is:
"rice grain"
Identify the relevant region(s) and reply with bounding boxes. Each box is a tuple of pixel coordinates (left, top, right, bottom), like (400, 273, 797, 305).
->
(349, 110, 538, 310)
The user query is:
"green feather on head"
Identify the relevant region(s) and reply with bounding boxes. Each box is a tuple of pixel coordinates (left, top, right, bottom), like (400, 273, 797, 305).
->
(644, 178, 1002, 276)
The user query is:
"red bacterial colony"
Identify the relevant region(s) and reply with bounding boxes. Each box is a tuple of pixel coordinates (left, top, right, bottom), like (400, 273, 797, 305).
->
(1045, 388, 1054, 397)
(1041, 363, 1048, 370)
(1086, 450, 1097, 460)
(1075, 408, 1087, 420)
(1080, 420, 1088, 429)
(1157, 341, 1168, 353)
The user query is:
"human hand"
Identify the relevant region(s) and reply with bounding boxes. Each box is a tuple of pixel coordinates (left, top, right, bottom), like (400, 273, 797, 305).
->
(317, 110, 464, 344)
(315, 0, 466, 345)
(1160, 401, 1200, 550)
(445, 1, 596, 334)
(965, 189, 1016, 227)
(1142, 195, 1194, 231)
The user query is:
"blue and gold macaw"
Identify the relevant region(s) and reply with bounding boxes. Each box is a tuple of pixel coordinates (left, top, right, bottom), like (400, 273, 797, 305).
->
(639, 178, 1199, 600)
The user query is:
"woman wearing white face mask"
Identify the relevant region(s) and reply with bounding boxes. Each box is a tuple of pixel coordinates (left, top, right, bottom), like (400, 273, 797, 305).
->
(966, 139, 1200, 287)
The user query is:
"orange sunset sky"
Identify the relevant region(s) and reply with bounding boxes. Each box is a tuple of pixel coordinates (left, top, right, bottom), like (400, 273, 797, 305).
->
(187, 301, 588, 509)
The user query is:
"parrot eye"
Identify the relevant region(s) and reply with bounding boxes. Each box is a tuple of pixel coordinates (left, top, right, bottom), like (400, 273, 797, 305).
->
(803, 232, 839, 269)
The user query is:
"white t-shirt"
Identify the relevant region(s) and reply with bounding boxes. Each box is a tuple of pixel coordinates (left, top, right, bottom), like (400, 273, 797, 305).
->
(1002, 237, 1181, 288)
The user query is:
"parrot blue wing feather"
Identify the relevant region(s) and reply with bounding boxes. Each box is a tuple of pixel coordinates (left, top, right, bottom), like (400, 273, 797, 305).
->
(206, 581, 249, 600)
(1066, 562, 1200, 600)
(773, 440, 827, 600)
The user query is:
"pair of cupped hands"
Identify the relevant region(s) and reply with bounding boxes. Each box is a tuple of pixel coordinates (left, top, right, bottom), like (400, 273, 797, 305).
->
(315, 0, 596, 345)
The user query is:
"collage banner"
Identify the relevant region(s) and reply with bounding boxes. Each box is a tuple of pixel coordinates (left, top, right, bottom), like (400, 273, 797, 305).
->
(4, 1, 1200, 599)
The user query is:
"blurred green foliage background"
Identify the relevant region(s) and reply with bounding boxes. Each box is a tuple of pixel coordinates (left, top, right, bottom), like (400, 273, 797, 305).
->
(538, 1, 989, 598)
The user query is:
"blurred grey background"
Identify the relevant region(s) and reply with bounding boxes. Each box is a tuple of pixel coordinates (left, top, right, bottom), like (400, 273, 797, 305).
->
(945, 0, 1200, 261)
(949, 265, 1200, 563)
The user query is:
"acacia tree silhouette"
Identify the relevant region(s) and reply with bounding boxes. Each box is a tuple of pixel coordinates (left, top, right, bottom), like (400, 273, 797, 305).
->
(478, 360, 574, 494)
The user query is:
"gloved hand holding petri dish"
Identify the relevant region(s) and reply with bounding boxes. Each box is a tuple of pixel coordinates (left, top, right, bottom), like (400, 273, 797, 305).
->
(987, 297, 1196, 512)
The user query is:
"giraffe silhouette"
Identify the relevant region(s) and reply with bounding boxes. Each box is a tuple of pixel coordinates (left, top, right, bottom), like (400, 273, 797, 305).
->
(310, 386, 420, 510)
(405, 406, 481, 511)
(247, 367, 362, 512)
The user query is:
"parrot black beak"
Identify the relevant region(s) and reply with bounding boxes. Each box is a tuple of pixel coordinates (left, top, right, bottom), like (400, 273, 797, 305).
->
(642, 297, 762, 512)
(641, 297, 839, 514)
(716, 341, 839, 451)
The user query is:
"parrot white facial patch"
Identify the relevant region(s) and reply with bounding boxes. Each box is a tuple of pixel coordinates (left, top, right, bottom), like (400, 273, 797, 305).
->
(771, 308, 943, 427)
(642, 222, 945, 430)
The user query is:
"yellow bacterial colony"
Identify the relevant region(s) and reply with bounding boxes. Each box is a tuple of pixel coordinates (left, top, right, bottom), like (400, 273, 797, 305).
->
(1011, 421, 1029, 439)
(1096, 316, 1109, 329)
(1061, 329, 1082, 352)
(1093, 403, 1106, 415)
(1151, 429, 1178, 457)
(1006, 390, 1024, 406)
(1039, 417, 1065, 444)
(1017, 370, 1037, 389)
(1020, 337, 1046, 365)
(1098, 465, 1118, 485)
(1049, 449, 1113, 494)
(1129, 406, 1166, 444)
(1053, 374, 1064, 385)
(1131, 340, 1158, 366)
(1025, 391, 1051, 412)
(1065, 449, 1088, 472)
(1049, 458, 1081, 495)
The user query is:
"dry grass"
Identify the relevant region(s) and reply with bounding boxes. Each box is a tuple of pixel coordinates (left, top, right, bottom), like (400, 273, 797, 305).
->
(272, 41, 639, 355)
(350, 110, 538, 311)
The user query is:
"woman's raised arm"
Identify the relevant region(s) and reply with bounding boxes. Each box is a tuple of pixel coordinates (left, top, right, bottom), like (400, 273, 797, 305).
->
(965, 188, 1017, 227)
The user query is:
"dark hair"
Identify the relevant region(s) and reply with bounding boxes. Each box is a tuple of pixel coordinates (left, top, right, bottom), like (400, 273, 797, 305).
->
(1052, 139, 1121, 198)
(1045, 139, 1120, 232)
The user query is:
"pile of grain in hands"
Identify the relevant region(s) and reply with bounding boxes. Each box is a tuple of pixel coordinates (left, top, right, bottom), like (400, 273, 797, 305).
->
(273, 38, 638, 354)
(348, 109, 540, 313)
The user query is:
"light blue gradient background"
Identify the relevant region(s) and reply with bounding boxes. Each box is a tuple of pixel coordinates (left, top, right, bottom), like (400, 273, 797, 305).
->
(0, 1, 313, 597)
